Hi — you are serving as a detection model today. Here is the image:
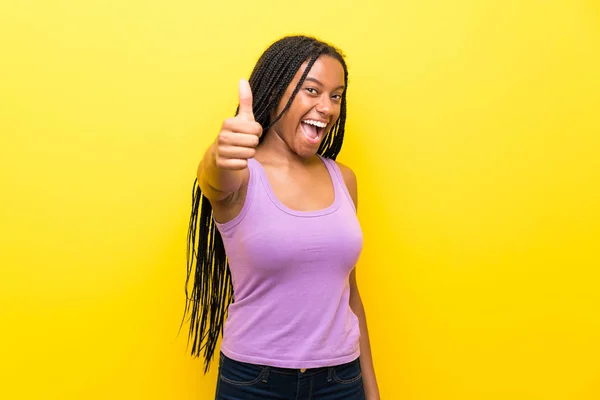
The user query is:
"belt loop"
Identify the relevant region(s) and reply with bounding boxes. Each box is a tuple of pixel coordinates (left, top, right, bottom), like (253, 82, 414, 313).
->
(262, 366, 270, 383)
(327, 367, 333, 382)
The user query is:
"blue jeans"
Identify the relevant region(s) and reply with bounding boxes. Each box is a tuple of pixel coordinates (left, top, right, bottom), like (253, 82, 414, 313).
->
(215, 352, 366, 400)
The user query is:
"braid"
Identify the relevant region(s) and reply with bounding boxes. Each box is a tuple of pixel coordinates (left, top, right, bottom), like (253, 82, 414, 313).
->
(182, 35, 349, 373)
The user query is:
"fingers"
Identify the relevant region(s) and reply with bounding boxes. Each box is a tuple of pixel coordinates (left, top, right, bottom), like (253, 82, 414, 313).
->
(222, 117, 262, 138)
(218, 130, 260, 148)
(215, 157, 248, 171)
(237, 79, 255, 121)
(212, 79, 261, 171)
(217, 145, 256, 160)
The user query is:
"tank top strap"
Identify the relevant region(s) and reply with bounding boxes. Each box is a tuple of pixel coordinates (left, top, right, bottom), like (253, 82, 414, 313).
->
(318, 155, 357, 213)
(247, 157, 259, 175)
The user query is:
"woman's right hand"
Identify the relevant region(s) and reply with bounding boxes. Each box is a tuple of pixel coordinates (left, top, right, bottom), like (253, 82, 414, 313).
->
(213, 79, 263, 171)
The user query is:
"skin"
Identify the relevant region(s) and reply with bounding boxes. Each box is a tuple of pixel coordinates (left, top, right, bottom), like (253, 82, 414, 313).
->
(197, 55, 380, 399)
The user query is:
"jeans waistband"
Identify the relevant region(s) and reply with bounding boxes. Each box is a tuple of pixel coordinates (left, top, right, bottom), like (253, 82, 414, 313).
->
(221, 352, 359, 377)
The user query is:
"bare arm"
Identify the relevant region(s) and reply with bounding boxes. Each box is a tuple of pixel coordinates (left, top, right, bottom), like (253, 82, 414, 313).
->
(197, 142, 246, 202)
(337, 162, 381, 399)
(350, 270, 380, 399)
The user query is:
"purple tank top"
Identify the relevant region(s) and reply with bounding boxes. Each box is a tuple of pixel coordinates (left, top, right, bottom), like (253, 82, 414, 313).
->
(214, 156, 363, 369)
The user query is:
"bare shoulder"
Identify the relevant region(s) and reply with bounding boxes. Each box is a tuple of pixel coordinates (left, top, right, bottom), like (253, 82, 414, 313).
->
(334, 160, 358, 209)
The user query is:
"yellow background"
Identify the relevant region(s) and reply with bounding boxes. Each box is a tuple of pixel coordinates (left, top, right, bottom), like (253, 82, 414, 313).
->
(1, 0, 599, 399)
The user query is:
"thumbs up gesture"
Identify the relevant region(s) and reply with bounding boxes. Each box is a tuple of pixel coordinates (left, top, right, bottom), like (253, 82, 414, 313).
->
(214, 79, 263, 170)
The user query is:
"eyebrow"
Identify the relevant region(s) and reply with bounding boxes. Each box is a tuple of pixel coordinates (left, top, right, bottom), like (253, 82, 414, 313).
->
(304, 77, 346, 91)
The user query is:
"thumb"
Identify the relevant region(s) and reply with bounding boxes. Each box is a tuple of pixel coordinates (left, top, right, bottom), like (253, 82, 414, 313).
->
(238, 78, 255, 121)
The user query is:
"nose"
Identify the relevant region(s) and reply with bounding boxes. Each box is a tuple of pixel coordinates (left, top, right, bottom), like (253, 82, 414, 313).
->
(315, 95, 334, 117)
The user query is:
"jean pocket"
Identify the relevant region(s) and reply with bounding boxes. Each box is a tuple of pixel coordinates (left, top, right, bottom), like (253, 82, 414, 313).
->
(332, 358, 362, 384)
(219, 354, 266, 386)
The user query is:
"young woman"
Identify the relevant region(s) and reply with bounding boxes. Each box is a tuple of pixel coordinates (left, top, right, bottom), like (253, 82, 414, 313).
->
(184, 35, 380, 400)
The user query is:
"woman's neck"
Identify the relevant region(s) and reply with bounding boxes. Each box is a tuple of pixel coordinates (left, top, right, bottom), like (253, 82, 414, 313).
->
(255, 129, 319, 168)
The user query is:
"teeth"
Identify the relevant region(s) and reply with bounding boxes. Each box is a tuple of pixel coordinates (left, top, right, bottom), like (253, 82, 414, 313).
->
(302, 119, 327, 128)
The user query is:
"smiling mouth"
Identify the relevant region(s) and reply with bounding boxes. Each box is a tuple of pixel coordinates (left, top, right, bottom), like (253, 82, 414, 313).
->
(301, 120, 327, 142)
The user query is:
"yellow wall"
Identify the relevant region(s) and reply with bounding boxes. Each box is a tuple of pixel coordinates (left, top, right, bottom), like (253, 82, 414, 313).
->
(1, 0, 599, 399)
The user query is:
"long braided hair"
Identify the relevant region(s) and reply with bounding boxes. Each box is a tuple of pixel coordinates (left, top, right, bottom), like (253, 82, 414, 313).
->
(183, 35, 349, 373)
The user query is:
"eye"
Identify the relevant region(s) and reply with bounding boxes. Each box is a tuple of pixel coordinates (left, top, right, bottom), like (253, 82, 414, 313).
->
(305, 87, 318, 95)
(332, 94, 343, 102)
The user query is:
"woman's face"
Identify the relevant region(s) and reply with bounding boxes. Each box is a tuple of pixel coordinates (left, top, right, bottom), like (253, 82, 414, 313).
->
(269, 55, 345, 159)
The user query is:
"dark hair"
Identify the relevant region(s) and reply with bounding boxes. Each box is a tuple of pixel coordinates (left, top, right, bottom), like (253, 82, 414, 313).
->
(182, 35, 349, 373)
